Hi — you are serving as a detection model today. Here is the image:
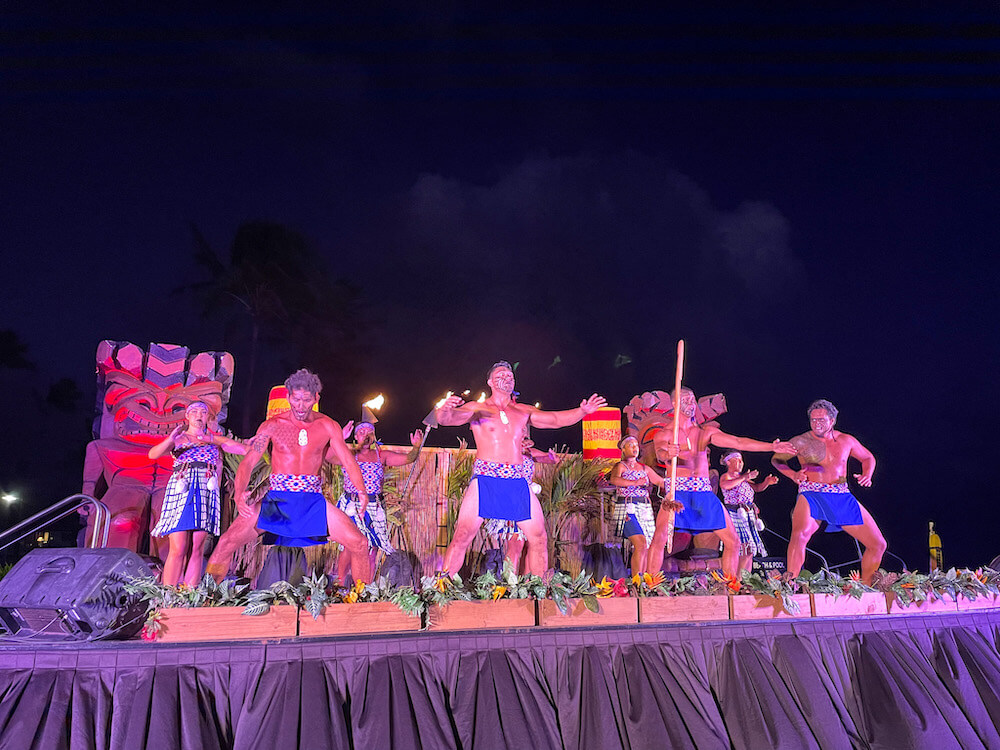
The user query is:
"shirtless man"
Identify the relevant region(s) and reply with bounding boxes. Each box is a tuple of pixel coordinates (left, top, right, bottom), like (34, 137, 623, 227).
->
(436, 361, 606, 576)
(645, 387, 797, 579)
(772, 399, 886, 584)
(204, 369, 372, 583)
(483, 434, 559, 575)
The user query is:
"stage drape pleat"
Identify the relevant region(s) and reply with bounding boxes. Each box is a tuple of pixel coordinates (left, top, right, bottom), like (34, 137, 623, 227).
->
(2, 610, 999, 750)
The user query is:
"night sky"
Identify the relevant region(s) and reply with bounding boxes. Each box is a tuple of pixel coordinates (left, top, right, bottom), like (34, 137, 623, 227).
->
(3, 4, 999, 570)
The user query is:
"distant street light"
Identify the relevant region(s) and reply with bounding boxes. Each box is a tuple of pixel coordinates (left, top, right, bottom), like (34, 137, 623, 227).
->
(1, 493, 17, 504)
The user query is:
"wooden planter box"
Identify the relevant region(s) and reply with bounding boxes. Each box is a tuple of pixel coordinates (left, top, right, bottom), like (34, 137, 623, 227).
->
(955, 593, 999, 612)
(427, 599, 537, 631)
(153, 605, 298, 642)
(537, 597, 638, 627)
(730, 593, 811, 621)
(298, 602, 422, 637)
(811, 592, 887, 617)
(885, 592, 957, 615)
(639, 595, 731, 624)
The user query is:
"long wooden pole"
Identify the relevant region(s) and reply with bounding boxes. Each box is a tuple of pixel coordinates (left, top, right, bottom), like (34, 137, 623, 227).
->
(665, 339, 685, 554)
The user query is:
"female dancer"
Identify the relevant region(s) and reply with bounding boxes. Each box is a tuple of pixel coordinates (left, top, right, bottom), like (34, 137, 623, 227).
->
(149, 402, 246, 586)
(608, 436, 664, 574)
(719, 450, 776, 574)
(331, 421, 421, 582)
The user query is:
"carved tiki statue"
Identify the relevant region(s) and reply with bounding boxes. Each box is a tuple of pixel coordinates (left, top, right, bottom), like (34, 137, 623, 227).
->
(81, 341, 234, 556)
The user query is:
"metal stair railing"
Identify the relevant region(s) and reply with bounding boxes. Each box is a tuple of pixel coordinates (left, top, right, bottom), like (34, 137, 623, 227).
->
(0, 494, 110, 554)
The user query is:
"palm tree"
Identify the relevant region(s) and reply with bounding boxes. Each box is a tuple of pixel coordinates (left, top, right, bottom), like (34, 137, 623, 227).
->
(0, 330, 34, 370)
(186, 221, 364, 434)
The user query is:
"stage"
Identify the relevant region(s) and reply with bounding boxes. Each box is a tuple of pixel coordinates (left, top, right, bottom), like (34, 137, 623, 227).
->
(2, 608, 1000, 749)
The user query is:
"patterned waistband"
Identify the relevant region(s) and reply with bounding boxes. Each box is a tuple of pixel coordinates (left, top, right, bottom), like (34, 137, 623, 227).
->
(473, 459, 529, 480)
(618, 485, 650, 499)
(269, 473, 323, 493)
(799, 481, 850, 494)
(671, 476, 713, 492)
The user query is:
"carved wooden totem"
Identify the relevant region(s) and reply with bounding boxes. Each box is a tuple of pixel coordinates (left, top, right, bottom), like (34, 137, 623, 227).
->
(81, 341, 235, 557)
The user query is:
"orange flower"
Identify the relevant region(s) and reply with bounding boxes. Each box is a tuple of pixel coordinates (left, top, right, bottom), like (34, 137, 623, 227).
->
(434, 577, 448, 593)
(344, 590, 359, 604)
(354, 580, 366, 594)
(711, 570, 741, 593)
(849, 570, 861, 582)
(491, 585, 507, 601)
(645, 572, 664, 588)
(631, 574, 642, 586)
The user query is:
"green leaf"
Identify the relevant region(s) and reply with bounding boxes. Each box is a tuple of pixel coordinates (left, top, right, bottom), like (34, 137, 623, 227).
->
(306, 597, 323, 620)
(243, 600, 271, 616)
(582, 594, 599, 614)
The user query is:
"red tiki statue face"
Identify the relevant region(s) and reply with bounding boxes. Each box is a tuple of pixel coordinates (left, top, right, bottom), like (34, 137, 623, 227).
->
(623, 390, 728, 467)
(94, 341, 235, 444)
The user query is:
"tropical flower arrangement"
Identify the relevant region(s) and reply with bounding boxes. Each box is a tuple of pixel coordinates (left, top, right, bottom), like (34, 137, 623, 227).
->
(125, 563, 1000, 640)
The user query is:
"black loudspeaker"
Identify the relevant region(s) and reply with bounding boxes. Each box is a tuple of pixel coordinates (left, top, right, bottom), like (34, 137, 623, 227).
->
(0, 548, 152, 641)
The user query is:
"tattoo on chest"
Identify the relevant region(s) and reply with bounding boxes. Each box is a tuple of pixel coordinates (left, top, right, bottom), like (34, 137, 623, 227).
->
(266, 421, 325, 453)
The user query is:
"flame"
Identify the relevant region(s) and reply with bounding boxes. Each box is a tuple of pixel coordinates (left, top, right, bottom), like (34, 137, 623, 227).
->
(362, 394, 385, 411)
(534, 402, 541, 408)
(462, 390, 471, 396)
(434, 391, 454, 409)
(476, 392, 486, 403)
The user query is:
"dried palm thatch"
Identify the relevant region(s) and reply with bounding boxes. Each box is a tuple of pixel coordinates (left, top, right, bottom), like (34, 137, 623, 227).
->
(538, 451, 615, 573)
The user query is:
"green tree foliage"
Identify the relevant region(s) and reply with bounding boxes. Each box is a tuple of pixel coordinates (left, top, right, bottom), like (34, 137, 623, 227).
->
(186, 221, 365, 434)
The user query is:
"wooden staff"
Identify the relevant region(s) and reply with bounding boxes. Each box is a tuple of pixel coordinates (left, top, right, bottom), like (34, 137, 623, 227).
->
(665, 339, 685, 554)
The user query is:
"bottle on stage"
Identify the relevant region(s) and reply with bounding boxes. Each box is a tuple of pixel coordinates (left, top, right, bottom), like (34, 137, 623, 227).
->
(928, 521, 943, 571)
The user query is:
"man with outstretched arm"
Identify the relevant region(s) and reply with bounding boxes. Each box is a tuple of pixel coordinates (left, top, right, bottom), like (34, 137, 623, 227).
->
(205, 369, 373, 583)
(645, 386, 797, 579)
(772, 399, 886, 584)
(435, 360, 606, 576)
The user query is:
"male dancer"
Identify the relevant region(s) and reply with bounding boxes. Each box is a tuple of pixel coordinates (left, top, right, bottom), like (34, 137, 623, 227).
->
(436, 360, 606, 576)
(205, 369, 372, 583)
(772, 399, 886, 584)
(483, 434, 559, 575)
(645, 387, 797, 579)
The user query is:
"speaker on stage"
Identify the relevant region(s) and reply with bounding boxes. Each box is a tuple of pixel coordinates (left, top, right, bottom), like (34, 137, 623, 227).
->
(0, 548, 153, 641)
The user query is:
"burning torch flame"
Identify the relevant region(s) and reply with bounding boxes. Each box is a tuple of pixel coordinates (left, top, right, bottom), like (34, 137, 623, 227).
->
(477, 392, 486, 403)
(363, 394, 385, 411)
(435, 391, 454, 409)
